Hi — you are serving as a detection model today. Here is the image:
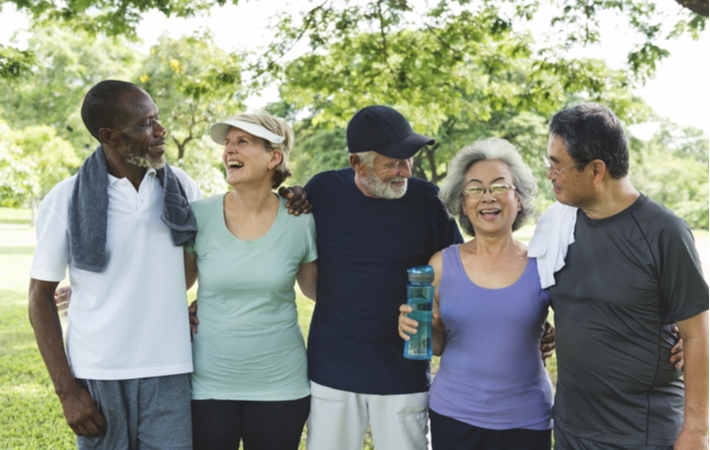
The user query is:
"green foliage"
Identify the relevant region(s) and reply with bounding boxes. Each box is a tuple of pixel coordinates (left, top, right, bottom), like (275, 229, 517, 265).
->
(0, 44, 34, 80)
(0, 211, 76, 448)
(0, 121, 80, 208)
(630, 123, 709, 229)
(0, 24, 138, 156)
(136, 32, 244, 196)
(276, 6, 650, 198)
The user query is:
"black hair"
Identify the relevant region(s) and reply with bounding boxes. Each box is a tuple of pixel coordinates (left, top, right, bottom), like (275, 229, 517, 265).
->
(81, 80, 141, 142)
(548, 103, 629, 178)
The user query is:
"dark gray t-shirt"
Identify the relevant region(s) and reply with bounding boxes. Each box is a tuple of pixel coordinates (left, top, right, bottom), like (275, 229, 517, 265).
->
(550, 195, 708, 447)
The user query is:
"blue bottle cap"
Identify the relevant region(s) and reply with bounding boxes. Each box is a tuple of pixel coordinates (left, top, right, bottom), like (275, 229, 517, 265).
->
(407, 265, 434, 283)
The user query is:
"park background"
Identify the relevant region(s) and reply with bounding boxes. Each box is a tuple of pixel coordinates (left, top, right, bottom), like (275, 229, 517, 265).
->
(0, 0, 708, 448)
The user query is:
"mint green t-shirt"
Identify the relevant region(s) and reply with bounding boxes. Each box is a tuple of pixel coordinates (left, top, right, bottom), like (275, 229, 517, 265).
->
(188, 194, 317, 401)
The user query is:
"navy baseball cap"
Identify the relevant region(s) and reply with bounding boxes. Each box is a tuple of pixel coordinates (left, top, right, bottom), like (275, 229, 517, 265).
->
(346, 105, 435, 159)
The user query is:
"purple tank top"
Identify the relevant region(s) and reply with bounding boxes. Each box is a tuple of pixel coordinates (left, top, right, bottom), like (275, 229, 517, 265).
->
(429, 244, 553, 430)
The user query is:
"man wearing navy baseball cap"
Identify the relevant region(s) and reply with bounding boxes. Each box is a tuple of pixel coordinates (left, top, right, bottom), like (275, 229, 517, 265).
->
(303, 105, 463, 450)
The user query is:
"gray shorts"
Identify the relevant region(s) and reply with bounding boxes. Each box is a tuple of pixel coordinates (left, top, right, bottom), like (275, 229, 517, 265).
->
(77, 374, 192, 450)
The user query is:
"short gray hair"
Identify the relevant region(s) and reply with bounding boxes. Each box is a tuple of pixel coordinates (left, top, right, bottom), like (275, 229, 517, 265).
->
(355, 151, 377, 167)
(439, 138, 537, 237)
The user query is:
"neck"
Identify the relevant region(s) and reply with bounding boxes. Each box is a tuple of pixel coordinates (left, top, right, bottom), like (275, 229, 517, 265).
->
(579, 177, 639, 220)
(466, 231, 524, 256)
(102, 147, 147, 191)
(227, 184, 277, 213)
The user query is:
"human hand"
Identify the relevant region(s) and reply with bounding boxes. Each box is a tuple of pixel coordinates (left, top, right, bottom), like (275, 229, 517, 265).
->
(58, 383, 107, 437)
(670, 325, 684, 371)
(278, 186, 312, 215)
(398, 304, 419, 341)
(540, 321, 555, 366)
(55, 286, 72, 317)
(189, 300, 199, 336)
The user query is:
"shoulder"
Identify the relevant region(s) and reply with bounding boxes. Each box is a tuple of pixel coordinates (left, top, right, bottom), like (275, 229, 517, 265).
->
(632, 195, 692, 237)
(42, 175, 77, 208)
(190, 194, 222, 216)
(280, 196, 315, 225)
(305, 169, 351, 191)
(169, 165, 202, 202)
(406, 178, 443, 202)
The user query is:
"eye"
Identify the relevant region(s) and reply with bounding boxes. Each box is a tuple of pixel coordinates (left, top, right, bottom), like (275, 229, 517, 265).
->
(463, 186, 484, 196)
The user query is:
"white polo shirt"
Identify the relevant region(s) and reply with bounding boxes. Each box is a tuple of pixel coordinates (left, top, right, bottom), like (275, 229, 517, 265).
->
(30, 167, 201, 380)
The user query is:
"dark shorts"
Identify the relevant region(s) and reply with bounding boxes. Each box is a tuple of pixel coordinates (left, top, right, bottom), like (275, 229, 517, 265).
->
(554, 422, 673, 450)
(76, 374, 192, 450)
(430, 408, 551, 450)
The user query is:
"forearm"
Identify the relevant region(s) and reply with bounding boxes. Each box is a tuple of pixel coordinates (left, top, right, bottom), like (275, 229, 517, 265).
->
(296, 261, 318, 301)
(676, 311, 709, 448)
(681, 334, 709, 434)
(28, 279, 76, 395)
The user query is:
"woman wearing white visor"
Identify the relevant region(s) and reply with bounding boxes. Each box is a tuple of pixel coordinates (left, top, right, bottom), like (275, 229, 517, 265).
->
(184, 112, 318, 450)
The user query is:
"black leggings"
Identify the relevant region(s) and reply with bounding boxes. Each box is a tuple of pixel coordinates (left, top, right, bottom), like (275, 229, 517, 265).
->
(191, 396, 310, 450)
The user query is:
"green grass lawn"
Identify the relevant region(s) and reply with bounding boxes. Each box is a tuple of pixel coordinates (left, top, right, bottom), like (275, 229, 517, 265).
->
(2, 206, 704, 449)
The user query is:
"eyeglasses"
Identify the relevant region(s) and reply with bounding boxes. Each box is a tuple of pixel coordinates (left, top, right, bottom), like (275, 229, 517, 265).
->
(543, 156, 584, 176)
(462, 184, 517, 198)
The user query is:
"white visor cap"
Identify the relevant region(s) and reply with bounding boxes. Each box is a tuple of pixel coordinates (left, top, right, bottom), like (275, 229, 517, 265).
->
(210, 118, 285, 145)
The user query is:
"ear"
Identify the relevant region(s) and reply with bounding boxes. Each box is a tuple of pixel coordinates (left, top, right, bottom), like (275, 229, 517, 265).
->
(349, 154, 367, 177)
(267, 150, 283, 170)
(98, 127, 118, 146)
(589, 160, 606, 186)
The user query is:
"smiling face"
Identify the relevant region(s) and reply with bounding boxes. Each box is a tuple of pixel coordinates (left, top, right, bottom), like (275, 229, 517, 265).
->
(462, 159, 521, 237)
(356, 153, 413, 199)
(546, 134, 591, 207)
(222, 127, 280, 188)
(112, 89, 167, 170)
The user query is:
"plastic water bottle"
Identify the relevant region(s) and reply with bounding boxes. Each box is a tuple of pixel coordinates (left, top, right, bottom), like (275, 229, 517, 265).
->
(403, 265, 434, 360)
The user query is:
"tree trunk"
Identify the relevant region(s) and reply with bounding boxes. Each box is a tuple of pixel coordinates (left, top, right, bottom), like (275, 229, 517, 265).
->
(674, 0, 709, 16)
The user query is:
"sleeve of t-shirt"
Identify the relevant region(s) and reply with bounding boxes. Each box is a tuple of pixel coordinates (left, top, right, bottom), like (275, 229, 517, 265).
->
(658, 219, 709, 322)
(302, 213, 318, 264)
(30, 184, 71, 282)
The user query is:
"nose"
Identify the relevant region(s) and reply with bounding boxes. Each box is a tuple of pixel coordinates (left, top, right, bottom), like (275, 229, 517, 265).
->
(154, 120, 166, 137)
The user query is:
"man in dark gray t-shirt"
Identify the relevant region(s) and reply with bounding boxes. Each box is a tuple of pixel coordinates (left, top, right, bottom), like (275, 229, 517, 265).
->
(540, 103, 708, 450)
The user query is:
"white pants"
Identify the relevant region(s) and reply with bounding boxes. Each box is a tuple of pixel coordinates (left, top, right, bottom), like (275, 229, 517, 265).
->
(306, 381, 429, 450)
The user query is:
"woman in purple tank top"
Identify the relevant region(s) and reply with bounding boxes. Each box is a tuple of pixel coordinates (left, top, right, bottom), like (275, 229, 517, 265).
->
(398, 138, 554, 450)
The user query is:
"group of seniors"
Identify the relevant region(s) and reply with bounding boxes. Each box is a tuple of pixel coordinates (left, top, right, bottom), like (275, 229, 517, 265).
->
(28, 78, 706, 450)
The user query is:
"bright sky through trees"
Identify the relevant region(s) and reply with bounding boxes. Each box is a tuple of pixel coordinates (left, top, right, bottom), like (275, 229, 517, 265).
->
(0, 1, 707, 137)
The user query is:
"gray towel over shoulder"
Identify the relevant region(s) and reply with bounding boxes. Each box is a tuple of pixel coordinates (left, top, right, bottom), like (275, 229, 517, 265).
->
(69, 146, 197, 273)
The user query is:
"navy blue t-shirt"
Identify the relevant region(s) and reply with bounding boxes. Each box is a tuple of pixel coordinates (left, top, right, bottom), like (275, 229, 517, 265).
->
(305, 169, 463, 395)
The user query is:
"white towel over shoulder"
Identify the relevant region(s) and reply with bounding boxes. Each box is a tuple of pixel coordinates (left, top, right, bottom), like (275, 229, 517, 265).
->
(528, 202, 578, 289)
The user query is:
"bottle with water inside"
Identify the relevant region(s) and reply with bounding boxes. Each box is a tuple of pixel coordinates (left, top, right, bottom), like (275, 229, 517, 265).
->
(403, 265, 434, 360)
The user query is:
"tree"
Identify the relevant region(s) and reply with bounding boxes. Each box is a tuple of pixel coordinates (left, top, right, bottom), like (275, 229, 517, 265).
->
(1, 0, 706, 81)
(630, 124, 709, 228)
(136, 32, 245, 196)
(0, 24, 137, 157)
(278, 7, 651, 197)
(0, 121, 81, 222)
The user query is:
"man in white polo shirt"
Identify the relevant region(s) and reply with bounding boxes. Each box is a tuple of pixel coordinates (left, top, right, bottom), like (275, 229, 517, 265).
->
(28, 80, 200, 449)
